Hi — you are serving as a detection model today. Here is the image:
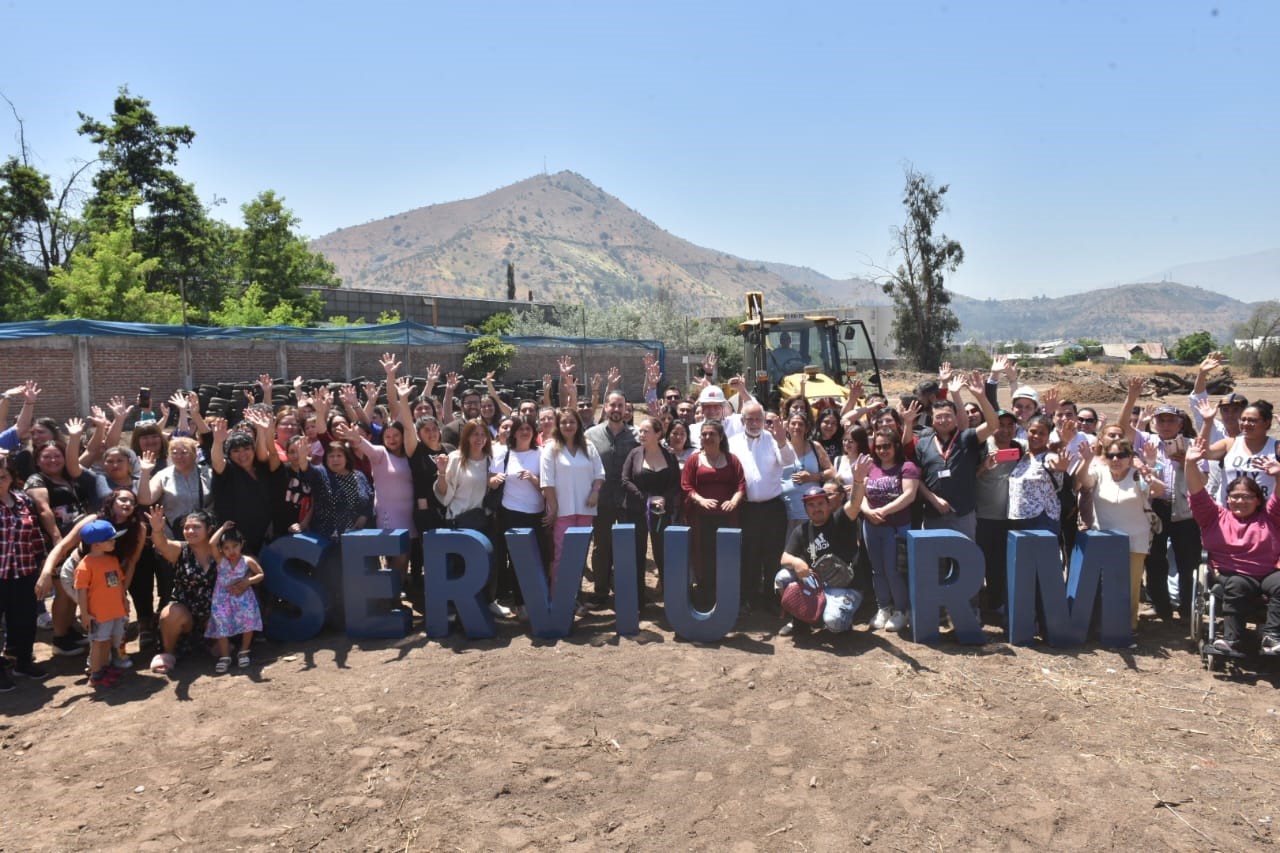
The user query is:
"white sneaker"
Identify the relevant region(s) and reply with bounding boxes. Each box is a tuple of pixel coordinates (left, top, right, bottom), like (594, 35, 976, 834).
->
(885, 610, 910, 633)
(111, 656, 134, 670)
(36, 612, 53, 630)
(488, 601, 514, 618)
(871, 607, 893, 630)
(778, 620, 796, 637)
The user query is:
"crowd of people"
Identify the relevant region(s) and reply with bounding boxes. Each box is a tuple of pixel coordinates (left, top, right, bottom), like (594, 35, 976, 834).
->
(1, 349, 1278, 694)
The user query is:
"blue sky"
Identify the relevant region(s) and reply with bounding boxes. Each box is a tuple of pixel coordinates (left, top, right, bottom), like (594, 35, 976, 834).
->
(2, 1, 1276, 301)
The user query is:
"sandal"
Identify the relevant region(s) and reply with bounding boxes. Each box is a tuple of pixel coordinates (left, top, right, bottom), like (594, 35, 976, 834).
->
(237, 650, 251, 669)
(149, 653, 176, 675)
(214, 656, 232, 675)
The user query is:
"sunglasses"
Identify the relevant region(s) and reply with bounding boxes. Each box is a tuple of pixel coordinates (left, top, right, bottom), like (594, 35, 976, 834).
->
(1104, 452, 1131, 460)
(1077, 417, 1097, 423)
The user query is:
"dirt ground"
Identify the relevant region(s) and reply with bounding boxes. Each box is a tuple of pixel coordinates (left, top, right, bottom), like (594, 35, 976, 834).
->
(3, 368, 1279, 852)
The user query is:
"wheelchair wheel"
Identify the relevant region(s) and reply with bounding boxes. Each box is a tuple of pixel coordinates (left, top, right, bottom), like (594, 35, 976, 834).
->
(1190, 564, 1209, 645)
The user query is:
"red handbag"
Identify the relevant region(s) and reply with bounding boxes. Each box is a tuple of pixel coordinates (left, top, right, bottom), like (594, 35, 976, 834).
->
(781, 576, 826, 625)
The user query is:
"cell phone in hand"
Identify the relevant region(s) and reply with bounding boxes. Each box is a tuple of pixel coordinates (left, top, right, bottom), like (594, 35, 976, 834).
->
(138, 386, 151, 408)
(994, 447, 1020, 463)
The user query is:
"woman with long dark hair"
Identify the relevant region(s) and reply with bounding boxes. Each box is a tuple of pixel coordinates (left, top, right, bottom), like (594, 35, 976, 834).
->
(621, 416, 681, 600)
(492, 415, 549, 612)
(540, 408, 604, 592)
(680, 419, 745, 610)
(436, 420, 511, 617)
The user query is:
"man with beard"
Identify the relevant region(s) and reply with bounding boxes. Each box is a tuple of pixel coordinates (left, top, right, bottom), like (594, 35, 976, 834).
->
(441, 387, 483, 446)
(583, 390, 639, 610)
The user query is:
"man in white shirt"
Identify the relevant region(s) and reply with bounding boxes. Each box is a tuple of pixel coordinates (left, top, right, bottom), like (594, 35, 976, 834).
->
(728, 402, 795, 610)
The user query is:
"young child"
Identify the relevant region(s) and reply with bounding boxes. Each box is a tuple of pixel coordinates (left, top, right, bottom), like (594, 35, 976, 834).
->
(73, 520, 128, 690)
(206, 523, 264, 674)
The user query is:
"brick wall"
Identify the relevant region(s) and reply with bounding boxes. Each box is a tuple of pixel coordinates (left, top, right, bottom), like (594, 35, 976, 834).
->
(0, 338, 77, 423)
(0, 334, 665, 422)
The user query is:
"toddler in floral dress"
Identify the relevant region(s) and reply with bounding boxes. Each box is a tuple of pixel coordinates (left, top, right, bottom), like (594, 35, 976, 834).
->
(206, 524, 264, 674)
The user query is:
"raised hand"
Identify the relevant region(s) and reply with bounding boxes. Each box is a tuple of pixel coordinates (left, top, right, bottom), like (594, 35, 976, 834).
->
(168, 391, 189, 411)
(64, 418, 85, 440)
(1127, 375, 1146, 397)
(146, 504, 167, 535)
(21, 380, 41, 404)
(591, 373, 604, 395)
(1041, 387, 1060, 416)
(395, 376, 413, 399)
(243, 407, 274, 432)
(702, 352, 718, 378)
(938, 361, 954, 383)
(991, 354, 1011, 375)
(606, 366, 621, 389)
(380, 353, 401, 376)
(557, 355, 575, 376)
(947, 373, 965, 397)
(361, 381, 378, 401)
(445, 372, 460, 392)
(852, 452, 874, 481)
(426, 363, 441, 383)
(965, 369, 986, 397)
(1195, 396, 1218, 423)
(1252, 456, 1280, 478)
(434, 453, 449, 473)
(339, 384, 359, 406)
(139, 450, 157, 474)
(1141, 440, 1158, 468)
(108, 395, 129, 419)
(257, 374, 273, 393)
(1184, 437, 1206, 465)
(1199, 351, 1224, 374)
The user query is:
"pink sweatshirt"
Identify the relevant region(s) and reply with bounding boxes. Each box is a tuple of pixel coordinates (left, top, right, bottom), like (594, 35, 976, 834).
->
(1190, 489, 1280, 579)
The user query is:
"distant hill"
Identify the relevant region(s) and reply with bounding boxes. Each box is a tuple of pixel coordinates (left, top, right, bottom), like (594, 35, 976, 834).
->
(310, 171, 833, 315)
(1138, 248, 1280, 303)
(757, 262, 888, 308)
(950, 282, 1255, 345)
(311, 171, 1264, 346)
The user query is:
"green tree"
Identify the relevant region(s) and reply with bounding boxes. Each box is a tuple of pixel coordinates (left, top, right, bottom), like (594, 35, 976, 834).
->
(1, 94, 92, 300)
(48, 200, 183, 323)
(77, 87, 195, 228)
(1170, 330, 1216, 364)
(210, 282, 318, 327)
(463, 335, 516, 377)
(478, 311, 514, 335)
(76, 87, 221, 320)
(230, 190, 337, 321)
(881, 168, 963, 371)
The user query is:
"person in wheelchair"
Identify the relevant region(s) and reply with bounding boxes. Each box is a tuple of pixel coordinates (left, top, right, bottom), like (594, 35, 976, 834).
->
(1185, 438, 1280, 655)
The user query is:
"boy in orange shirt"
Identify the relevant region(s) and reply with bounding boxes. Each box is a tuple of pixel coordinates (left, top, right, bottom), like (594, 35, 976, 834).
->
(73, 520, 128, 690)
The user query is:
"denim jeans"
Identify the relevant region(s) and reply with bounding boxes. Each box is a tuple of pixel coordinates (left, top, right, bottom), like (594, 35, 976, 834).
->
(862, 520, 910, 612)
